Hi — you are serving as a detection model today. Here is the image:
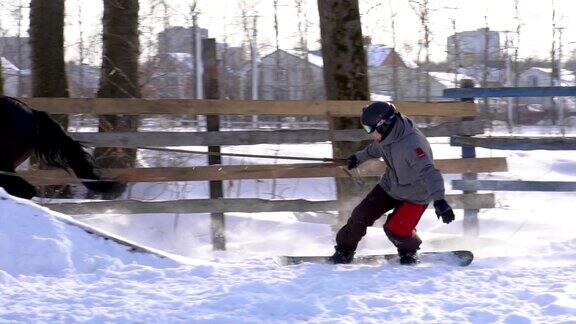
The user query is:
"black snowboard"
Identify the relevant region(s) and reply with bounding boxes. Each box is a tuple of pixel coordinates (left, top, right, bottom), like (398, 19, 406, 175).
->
(276, 250, 474, 267)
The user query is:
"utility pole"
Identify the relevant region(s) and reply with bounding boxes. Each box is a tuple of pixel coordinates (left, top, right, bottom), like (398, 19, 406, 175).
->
(251, 15, 259, 128)
(504, 31, 513, 131)
(390, 0, 399, 100)
(556, 27, 565, 133)
(451, 17, 460, 88)
(192, 10, 203, 99)
(251, 15, 259, 101)
(550, 3, 556, 123)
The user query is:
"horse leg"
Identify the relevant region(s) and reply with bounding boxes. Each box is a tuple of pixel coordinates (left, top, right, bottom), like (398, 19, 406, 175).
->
(0, 164, 37, 199)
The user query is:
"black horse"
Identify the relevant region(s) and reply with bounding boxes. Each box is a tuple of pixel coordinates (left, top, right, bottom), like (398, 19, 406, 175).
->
(0, 95, 122, 199)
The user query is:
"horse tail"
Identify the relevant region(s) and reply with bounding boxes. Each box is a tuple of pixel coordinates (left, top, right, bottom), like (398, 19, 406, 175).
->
(31, 109, 122, 194)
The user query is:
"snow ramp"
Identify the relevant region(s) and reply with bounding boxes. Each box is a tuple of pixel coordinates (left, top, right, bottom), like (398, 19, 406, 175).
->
(0, 189, 193, 276)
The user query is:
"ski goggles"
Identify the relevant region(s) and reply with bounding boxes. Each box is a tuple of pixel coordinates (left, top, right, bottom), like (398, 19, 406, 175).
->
(361, 115, 395, 134)
(362, 123, 377, 134)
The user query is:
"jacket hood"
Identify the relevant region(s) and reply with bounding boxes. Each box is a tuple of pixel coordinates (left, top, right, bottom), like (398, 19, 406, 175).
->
(379, 114, 415, 146)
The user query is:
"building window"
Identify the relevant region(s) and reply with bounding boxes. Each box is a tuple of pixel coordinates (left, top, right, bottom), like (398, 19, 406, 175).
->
(528, 75, 538, 87)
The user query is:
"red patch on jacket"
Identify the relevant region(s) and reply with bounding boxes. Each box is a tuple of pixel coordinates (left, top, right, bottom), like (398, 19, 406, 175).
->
(415, 147, 426, 158)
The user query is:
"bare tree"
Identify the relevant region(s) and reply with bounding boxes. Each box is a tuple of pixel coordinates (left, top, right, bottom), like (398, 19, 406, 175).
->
(13, 0, 26, 96)
(94, 0, 141, 197)
(75, 4, 87, 97)
(295, 0, 311, 100)
(0, 57, 3, 95)
(409, 0, 431, 102)
(549, 2, 556, 123)
(450, 16, 460, 88)
(388, 0, 399, 100)
(240, 1, 251, 99)
(0, 23, 3, 95)
(512, 0, 521, 121)
(317, 0, 370, 225)
(482, 16, 490, 115)
(30, 0, 69, 99)
(29, 0, 71, 197)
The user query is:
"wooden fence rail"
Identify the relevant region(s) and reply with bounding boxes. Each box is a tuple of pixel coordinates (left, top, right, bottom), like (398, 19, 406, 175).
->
(451, 136, 576, 150)
(42, 194, 495, 215)
(70, 121, 485, 147)
(444, 86, 576, 98)
(20, 98, 477, 117)
(21, 157, 508, 185)
(453, 180, 576, 192)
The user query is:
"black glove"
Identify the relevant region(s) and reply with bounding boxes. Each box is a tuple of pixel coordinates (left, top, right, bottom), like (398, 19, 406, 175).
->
(346, 154, 359, 170)
(434, 199, 455, 224)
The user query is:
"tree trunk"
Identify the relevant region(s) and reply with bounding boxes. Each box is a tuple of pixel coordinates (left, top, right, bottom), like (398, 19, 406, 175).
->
(0, 60, 3, 95)
(95, 0, 141, 198)
(29, 0, 71, 197)
(317, 0, 371, 226)
(30, 0, 69, 99)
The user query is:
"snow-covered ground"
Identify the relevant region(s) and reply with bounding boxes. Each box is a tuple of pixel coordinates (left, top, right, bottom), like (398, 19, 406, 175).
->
(1, 123, 576, 322)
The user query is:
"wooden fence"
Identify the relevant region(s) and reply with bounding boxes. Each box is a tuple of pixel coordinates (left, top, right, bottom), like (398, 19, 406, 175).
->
(445, 86, 576, 193)
(15, 98, 506, 249)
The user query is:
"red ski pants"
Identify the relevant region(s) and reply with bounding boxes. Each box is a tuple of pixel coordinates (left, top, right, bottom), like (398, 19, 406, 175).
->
(335, 185, 427, 253)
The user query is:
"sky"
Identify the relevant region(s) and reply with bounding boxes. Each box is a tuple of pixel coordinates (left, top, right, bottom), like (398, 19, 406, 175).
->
(0, 0, 575, 64)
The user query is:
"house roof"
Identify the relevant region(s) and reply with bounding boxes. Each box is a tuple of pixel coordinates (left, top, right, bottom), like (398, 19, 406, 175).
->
(365, 45, 417, 69)
(457, 66, 502, 84)
(1, 57, 19, 72)
(283, 49, 324, 68)
(306, 45, 417, 69)
(429, 72, 476, 88)
(524, 67, 575, 85)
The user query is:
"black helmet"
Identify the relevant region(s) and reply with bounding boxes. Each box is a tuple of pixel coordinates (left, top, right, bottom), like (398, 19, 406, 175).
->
(361, 101, 398, 134)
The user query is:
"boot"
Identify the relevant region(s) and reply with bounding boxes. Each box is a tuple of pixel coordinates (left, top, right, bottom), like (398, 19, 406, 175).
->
(328, 246, 355, 264)
(398, 250, 420, 265)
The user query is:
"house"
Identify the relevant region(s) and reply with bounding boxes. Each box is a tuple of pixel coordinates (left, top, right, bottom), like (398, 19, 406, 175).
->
(365, 45, 419, 100)
(142, 52, 196, 99)
(519, 67, 575, 87)
(1, 57, 31, 96)
(447, 28, 501, 67)
(365, 45, 475, 100)
(66, 62, 101, 97)
(240, 44, 487, 102)
(457, 66, 503, 87)
(518, 67, 576, 111)
(241, 49, 325, 100)
(0, 36, 32, 70)
(157, 26, 209, 55)
(240, 45, 416, 100)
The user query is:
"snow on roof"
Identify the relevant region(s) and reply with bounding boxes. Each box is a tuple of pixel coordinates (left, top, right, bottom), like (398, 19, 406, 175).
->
(429, 71, 476, 88)
(293, 45, 418, 69)
(1, 57, 19, 72)
(366, 45, 392, 66)
(370, 93, 393, 101)
(458, 66, 502, 83)
(367, 45, 418, 69)
(307, 53, 324, 68)
(283, 49, 324, 68)
(526, 67, 576, 85)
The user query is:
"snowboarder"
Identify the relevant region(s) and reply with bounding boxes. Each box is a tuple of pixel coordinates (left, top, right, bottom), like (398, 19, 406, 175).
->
(329, 101, 455, 265)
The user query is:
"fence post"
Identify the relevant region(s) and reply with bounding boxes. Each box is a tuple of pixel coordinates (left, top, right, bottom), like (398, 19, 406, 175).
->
(203, 38, 226, 250)
(459, 80, 479, 236)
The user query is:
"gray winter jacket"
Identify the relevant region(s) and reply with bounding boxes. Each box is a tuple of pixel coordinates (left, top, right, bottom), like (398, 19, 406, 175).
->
(354, 114, 445, 205)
